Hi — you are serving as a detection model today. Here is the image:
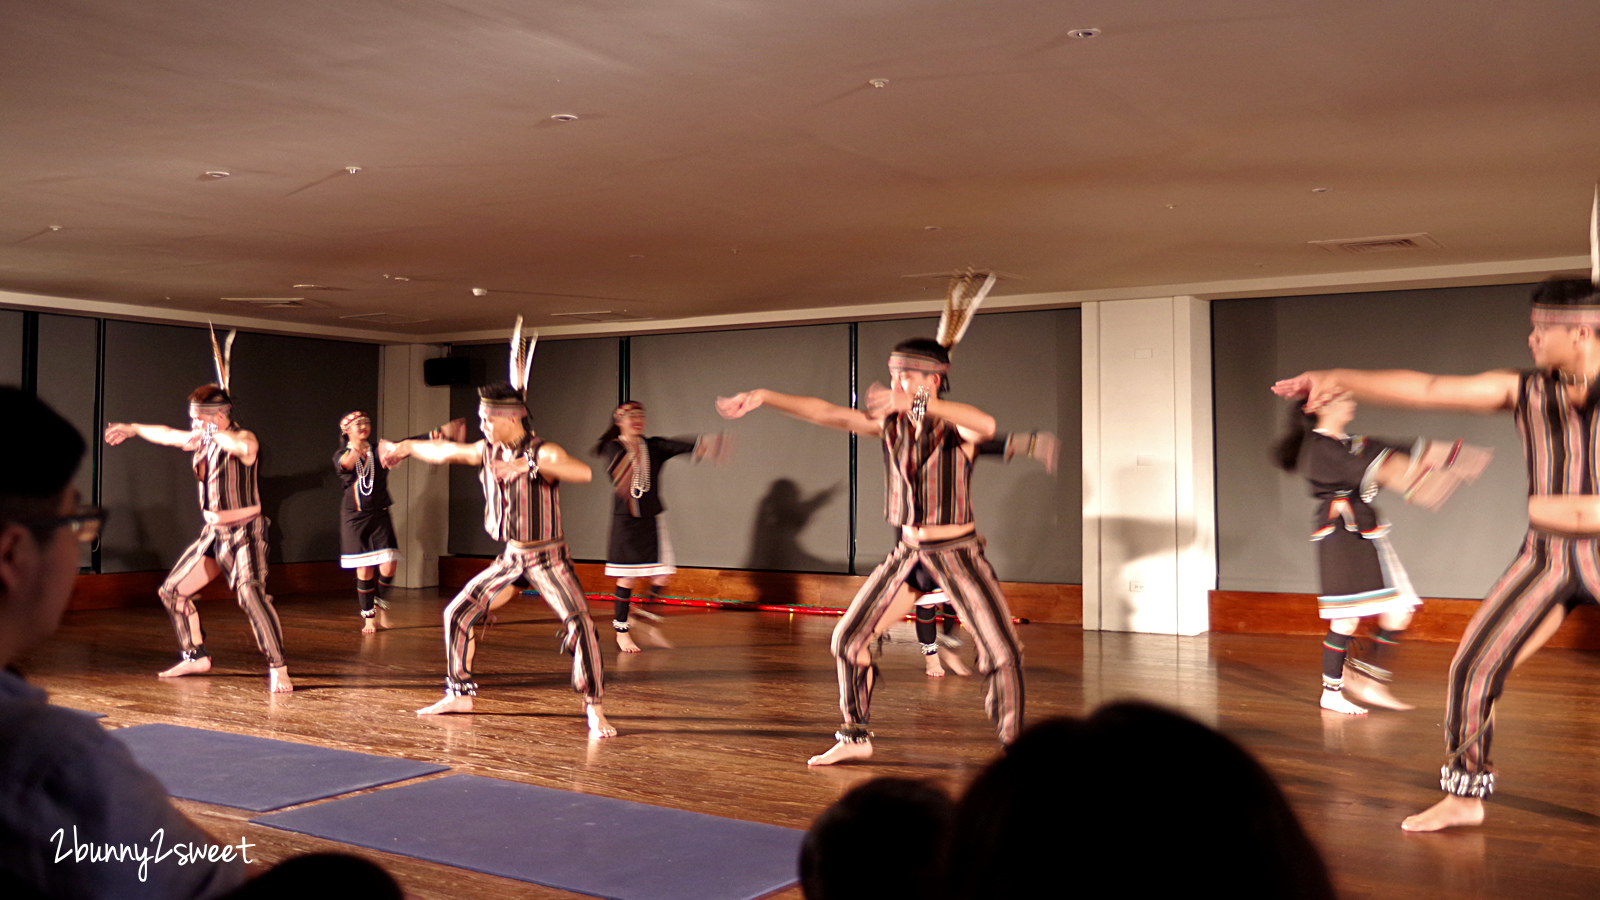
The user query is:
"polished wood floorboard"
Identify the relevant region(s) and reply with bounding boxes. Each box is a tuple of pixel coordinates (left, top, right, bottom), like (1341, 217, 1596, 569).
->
(18, 587, 1600, 899)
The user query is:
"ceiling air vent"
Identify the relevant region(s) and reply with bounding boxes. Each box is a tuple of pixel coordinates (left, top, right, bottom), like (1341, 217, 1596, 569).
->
(339, 312, 430, 325)
(548, 311, 650, 323)
(1308, 233, 1444, 255)
(221, 297, 326, 309)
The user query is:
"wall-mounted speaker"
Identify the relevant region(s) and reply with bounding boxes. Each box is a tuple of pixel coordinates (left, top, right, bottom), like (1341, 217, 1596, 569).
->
(423, 357, 472, 386)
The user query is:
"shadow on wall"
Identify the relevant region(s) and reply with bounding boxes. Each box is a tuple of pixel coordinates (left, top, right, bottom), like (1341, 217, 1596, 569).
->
(259, 464, 337, 565)
(745, 478, 844, 604)
(1089, 514, 1203, 628)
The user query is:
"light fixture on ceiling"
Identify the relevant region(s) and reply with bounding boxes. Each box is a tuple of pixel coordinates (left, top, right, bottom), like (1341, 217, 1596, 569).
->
(1309, 233, 1444, 254)
(471, 288, 488, 296)
(203, 171, 230, 179)
(47, 225, 63, 231)
(345, 166, 362, 174)
(1312, 187, 1331, 194)
(383, 274, 411, 282)
(869, 78, 889, 88)
(1067, 28, 1101, 39)
(550, 114, 579, 122)
(293, 284, 327, 290)
(924, 225, 942, 231)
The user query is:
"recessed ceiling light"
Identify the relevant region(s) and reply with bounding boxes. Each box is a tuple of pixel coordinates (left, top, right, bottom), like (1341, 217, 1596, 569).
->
(1067, 28, 1101, 39)
(345, 166, 362, 174)
(924, 225, 942, 231)
(203, 171, 230, 178)
(383, 274, 411, 282)
(47, 225, 63, 231)
(471, 288, 488, 296)
(1312, 187, 1331, 194)
(1165, 203, 1178, 210)
(869, 78, 889, 88)
(550, 114, 579, 122)
(292, 284, 326, 290)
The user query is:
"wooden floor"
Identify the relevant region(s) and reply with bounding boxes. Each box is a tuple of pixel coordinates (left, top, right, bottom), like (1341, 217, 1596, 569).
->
(19, 587, 1600, 900)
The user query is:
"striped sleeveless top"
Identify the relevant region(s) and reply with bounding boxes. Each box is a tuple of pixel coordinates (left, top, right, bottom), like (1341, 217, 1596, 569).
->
(1517, 370, 1600, 495)
(881, 412, 975, 527)
(479, 437, 562, 542)
(192, 434, 260, 512)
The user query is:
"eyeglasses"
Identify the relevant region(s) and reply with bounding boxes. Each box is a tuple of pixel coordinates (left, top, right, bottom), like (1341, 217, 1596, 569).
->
(24, 507, 109, 545)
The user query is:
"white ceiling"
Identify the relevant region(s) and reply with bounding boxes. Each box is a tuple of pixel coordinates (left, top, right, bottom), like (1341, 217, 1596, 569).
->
(2, 0, 1598, 341)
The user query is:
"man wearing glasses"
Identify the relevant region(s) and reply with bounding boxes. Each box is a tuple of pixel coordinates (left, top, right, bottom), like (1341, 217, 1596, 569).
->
(0, 386, 245, 898)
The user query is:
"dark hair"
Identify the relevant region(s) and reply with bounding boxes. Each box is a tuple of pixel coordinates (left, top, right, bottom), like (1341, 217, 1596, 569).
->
(800, 777, 954, 900)
(220, 852, 402, 900)
(1532, 276, 1600, 308)
(0, 386, 86, 532)
(188, 383, 231, 406)
(891, 338, 952, 396)
(946, 703, 1336, 900)
(1273, 401, 1317, 472)
(592, 401, 643, 456)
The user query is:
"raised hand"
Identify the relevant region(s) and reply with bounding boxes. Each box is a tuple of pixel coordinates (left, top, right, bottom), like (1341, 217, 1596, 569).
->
(716, 392, 763, 420)
(380, 441, 411, 468)
(863, 382, 905, 419)
(376, 440, 399, 468)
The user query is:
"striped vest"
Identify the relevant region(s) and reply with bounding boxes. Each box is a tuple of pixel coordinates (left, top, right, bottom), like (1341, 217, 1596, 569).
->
(1517, 370, 1600, 495)
(881, 413, 975, 527)
(192, 434, 259, 512)
(479, 437, 562, 543)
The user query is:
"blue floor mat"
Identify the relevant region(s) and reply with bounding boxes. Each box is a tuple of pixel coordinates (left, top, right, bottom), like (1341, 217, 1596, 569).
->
(112, 723, 448, 812)
(253, 773, 802, 900)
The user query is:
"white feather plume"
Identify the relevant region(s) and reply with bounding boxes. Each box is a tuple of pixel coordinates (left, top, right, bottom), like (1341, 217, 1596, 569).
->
(508, 316, 537, 395)
(208, 322, 236, 393)
(937, 270, 998, 349)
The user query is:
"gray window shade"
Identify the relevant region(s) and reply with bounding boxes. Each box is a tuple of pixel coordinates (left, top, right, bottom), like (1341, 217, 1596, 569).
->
(36, 315, 98, 567)
(631, 325, 852, 572)
(855, 310, 1081, 583)
(1213, 285, 1533, 598)
(0, 310, 21, 385)
(447, 338, 618, 559)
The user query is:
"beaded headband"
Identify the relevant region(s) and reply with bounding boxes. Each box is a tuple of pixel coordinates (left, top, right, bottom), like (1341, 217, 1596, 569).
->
(613, 401, 645, 421)
(340, 411, 370, 431)
(1531, 304, 1600, 327)
(478, 398, 527, 419)
(189, 401, 232, 417)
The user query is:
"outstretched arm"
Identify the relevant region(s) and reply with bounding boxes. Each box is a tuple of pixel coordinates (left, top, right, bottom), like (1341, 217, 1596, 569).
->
(535, 441, 591, 484)
(718, 389, 881, 435)
(1272, 368, 1519, 415)
(103, 422, 195, 448)
(384, 438, 482, 467)
(863, 383, 996, 441)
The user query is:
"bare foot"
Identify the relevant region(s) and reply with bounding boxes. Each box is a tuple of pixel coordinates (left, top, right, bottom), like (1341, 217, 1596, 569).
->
(1402, 795, 1485, 832)
(587, 703, 617, 739)
(1320, 689, 1367, 715)
(1345, 673, 1415, 710)
(937, 646, 971, 676)
(616, 630, 642, 653)
(269, 666, 294, 693)
(924, 653, 946, 677)
(361, 616, 376, 634)
(807, 739, 873, 766)
(417, 694, 474, 716)
(158, 657, 212, 678)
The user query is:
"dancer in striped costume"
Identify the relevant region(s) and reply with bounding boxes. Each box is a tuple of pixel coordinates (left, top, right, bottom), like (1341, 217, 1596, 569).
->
(103, 327, 291, 692)
(593, 401, 728, 652)
(385, 320, 613, 738)
(720, 270, 1023, 766)
(1275, 275, 1599, 831)
(337, 411, 399, 633)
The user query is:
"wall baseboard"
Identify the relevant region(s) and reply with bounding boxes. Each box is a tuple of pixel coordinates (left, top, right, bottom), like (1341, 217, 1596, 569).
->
(1209, 589, 1600, 650)
(69, 562, 354, 611)
(439, 557, 1083, 625)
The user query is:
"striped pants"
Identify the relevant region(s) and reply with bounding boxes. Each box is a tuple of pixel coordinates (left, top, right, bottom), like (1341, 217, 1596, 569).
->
(1442, 529, 1595, 798)
(443, 540, 603, 702)
(158, 516, 285, 668)
(833, 533, 1024, 742)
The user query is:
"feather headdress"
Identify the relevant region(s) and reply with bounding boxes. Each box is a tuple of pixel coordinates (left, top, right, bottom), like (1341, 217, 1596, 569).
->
(509, 315, 537, 397)
(208, 322, 237, 394)
(936, 269, 997, 350)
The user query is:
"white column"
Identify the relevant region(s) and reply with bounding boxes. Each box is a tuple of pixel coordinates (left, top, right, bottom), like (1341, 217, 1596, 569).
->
(1081, 296, 1215, 635)
(378, 344, 452, 589)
